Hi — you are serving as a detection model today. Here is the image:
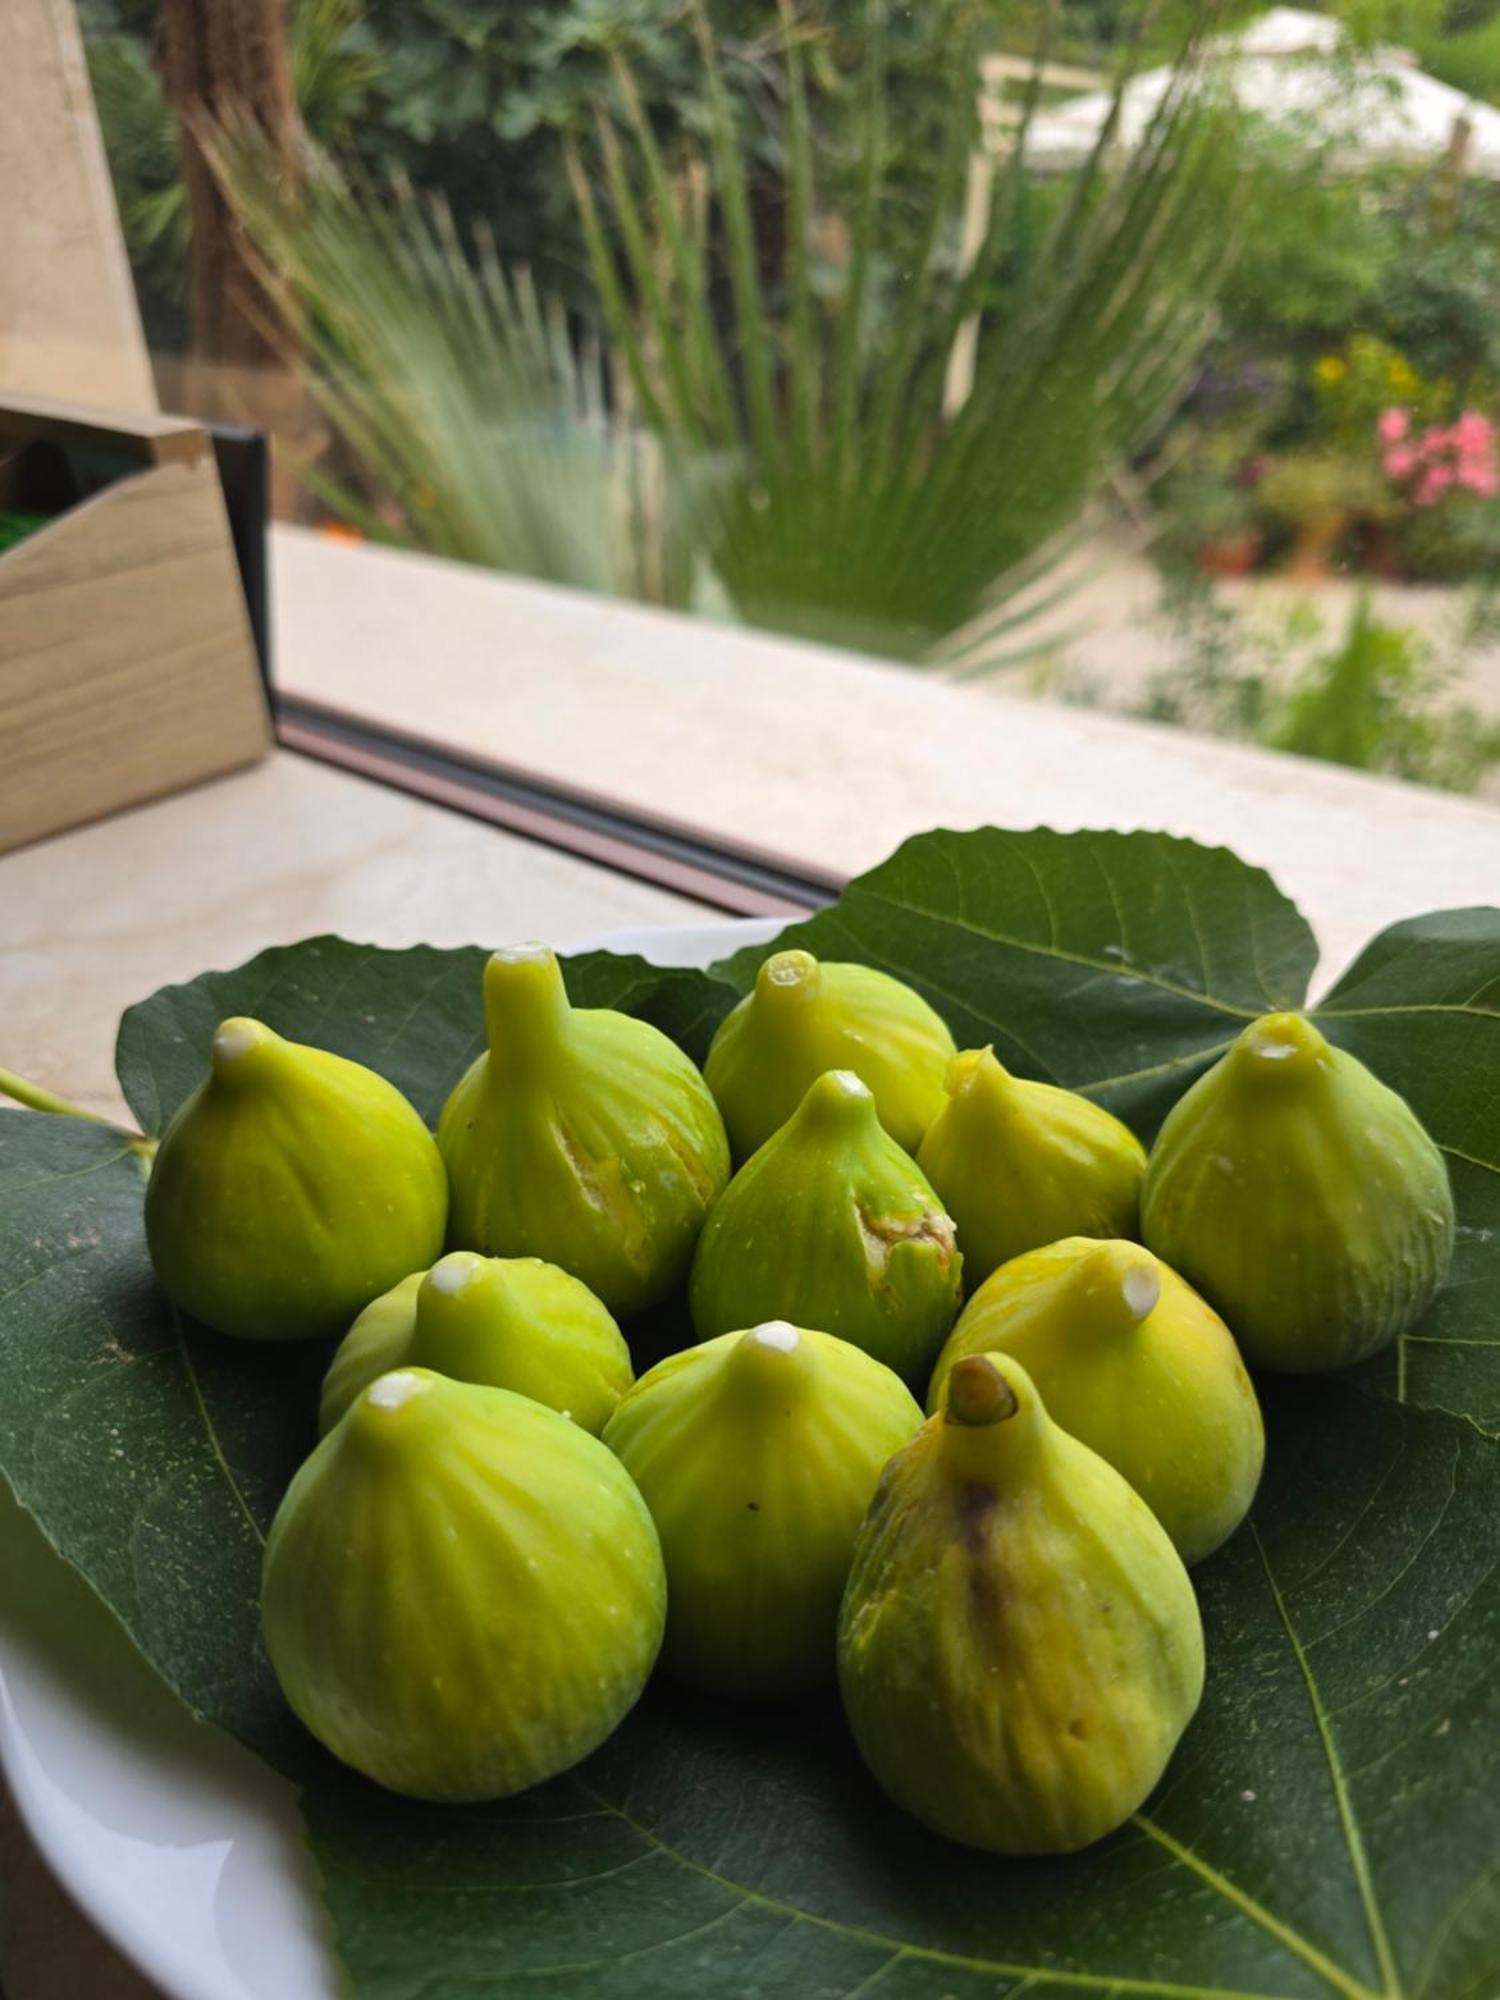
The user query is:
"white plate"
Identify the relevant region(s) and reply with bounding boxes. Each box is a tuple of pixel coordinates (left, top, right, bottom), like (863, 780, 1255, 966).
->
(0, 917, 777, 2000)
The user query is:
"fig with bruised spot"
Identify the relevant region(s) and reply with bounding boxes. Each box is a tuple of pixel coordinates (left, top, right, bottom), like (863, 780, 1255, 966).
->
(929, 1238, 1264, 1564)
(839, 1354, 1203, 1854)
(689, 1070, 962, 1384)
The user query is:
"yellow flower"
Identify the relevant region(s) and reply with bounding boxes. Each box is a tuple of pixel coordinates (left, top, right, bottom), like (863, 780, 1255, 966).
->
(1314, 355, 1347, 384)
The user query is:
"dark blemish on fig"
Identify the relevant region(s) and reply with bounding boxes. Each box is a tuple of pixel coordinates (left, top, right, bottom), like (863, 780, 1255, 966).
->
(956, 1480, 998, 1555)
(956, 1482, 1007, 1633)
(1068, 1718, 1087, 1740)
(747, 1500, 760, 1511)
(968, 1563, 1000, 1629)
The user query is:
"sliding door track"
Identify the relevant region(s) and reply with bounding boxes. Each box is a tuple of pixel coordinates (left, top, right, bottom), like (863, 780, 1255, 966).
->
(275, 696, 842, 919)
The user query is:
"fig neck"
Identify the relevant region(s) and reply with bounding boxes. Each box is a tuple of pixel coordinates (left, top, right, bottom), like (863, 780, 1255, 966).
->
(1068, 1241, 1161, 1343)
(342, 1368, 449, 1462)
(938, 1354, 1045, 1483)
(482, 945, 572, 1075)
(720, 1322, 816, 1409)
(411, 1253, 511, 1379)
(787, 1068, 880, 1144)
(940, 1046, 1022, 1130)
(208, 1017, 287, 1093)
(754, 949, 824, 1026)
(1225, 1012, 1333, 1095)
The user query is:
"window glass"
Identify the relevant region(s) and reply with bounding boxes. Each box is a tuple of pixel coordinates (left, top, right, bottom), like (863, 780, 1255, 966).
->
(78, 0, 1500, 830)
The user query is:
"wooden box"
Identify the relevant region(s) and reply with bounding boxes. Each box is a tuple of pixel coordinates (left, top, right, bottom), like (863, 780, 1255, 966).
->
(0, 392, 272, 854)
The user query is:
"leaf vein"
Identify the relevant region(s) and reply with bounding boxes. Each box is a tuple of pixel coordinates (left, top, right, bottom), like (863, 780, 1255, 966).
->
(1075, 1039, 1236, 1101)
(1248, 1524, 1401, 1999)
(572, 1780, 1325, 2000)
(171, 1304, 266, 1550)
(851, 889, 1261, 1019)
(1132, 1816, 1378, 2000)
(1316, 1003, 1499, 1023)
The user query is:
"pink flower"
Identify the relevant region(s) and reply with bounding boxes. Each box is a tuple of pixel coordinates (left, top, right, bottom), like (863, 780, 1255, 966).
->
(1415, 466, 1455, 507)
(1462, 465, 1499, 498)
(1453, 409, 1493, 454)
(1378, 407, 1410, 444)
(1383, 446, 1417, 478)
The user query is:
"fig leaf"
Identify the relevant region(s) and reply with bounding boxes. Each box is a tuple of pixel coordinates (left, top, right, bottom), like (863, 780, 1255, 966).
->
(1, 830, 1498, 1999)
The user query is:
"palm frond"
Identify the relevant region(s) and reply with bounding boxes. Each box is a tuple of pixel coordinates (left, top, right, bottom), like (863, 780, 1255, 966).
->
(211, 126, 724, 610)
(575, 0, 1248, 664)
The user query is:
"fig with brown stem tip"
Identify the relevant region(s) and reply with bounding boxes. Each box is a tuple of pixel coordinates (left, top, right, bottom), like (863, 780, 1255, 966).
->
(144, 1018, 447, 1341)
(929, 1237, 1263, 1563)
(438, 945, 730, 1316)
(917, 1047, 1146, 1288)
(603, 1321, 923, 1695)
(318, 1251, 632, 1437)
(838, 1353, 1204, 1854)
(1142, 1012, 1455, 1372)
(262, 1368, 666, 1801)
(704, 948, 955, 1161)
(688, 1069, 963, 1383)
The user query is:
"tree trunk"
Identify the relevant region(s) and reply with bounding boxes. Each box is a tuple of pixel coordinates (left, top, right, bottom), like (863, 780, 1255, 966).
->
(157, 0, 296, 370)
(156, 0, 308, 500)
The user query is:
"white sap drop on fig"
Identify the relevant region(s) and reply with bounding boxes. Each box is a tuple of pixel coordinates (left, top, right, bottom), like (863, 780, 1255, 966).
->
(1122, 1264, 1161, 1320)
(366, 1371, 428, 1411)
(213, 1020, 262, 1063)
(751, 1321, 800, 1353)
(427, 1256, 480, 1295)
(1258, 1035, 1299, 1061)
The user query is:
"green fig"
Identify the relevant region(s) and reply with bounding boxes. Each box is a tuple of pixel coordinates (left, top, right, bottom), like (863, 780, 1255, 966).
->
(262, 1368, 666, 1800)
(1142, 1012, 1455, 1373)
(318, 1250, 632, 1437)
(839, 1353, 1204, 1854)
(438, 945, 730, 1316)
(704, 948, 955, 1161)
(929, 1238, 1263, 1563)
(916, 1047, 1146, 1288)
(603, 1322, 922, 1695)
(144, 1018, 447, 1341)
(688, 1069, 963, 1382)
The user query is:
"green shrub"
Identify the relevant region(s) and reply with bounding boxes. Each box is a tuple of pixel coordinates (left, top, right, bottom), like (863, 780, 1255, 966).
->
(1139, 569, 1500, 793)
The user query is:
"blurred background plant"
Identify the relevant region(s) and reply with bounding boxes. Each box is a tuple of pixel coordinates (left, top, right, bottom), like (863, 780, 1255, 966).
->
(76, 0, 1500, 742)
(1136, 567, 1500, 788)
(85, 0, 1500, 598)
(566, 3, 1242, 661)
(196, 0, 1246, 664)
(1149, 133, 1500, 584)
(81, 0, 381, 350)
(82, 0, 969, 341)
(216, 140, 732, 609)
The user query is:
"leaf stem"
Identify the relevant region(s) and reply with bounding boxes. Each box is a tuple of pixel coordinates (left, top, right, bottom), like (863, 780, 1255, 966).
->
(0, 1067, 155, 1159)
